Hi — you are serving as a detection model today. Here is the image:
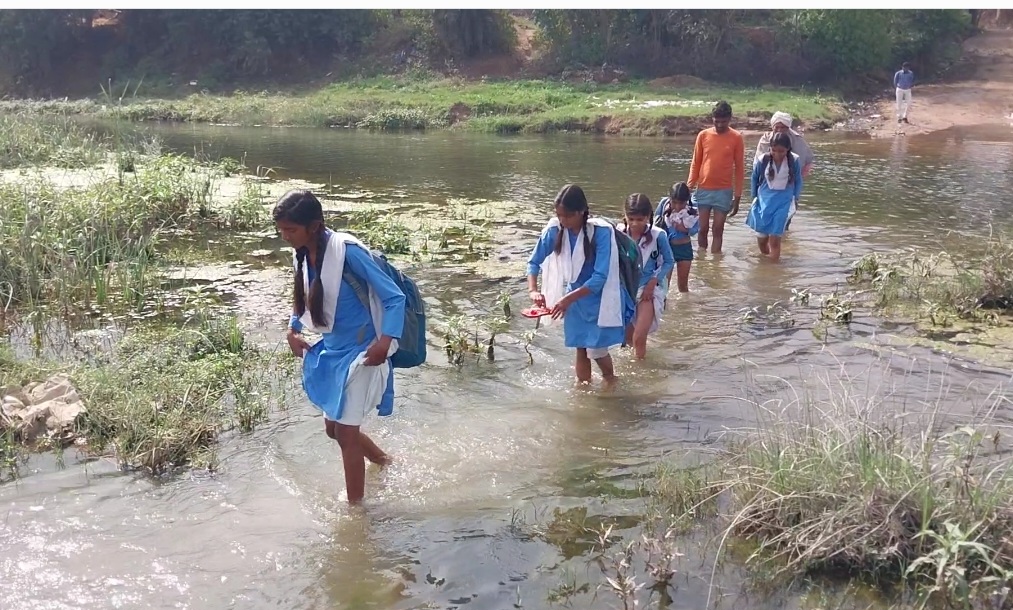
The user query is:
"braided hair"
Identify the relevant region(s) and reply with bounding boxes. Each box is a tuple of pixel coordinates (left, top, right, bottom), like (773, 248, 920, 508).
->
(767, 132, 796, 186)
(552, 184, 593, 260)
(623, 193, 654, 245)
(272, 189, 329, 328)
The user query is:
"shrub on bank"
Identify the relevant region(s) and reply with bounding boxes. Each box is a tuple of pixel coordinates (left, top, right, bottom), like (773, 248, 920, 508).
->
(0, 312, 279, 475)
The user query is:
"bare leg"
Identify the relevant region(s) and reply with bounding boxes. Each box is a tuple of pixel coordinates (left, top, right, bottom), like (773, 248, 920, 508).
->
(697, 207, 711, 250)
(335, 423, 367, 504)
(768, 236, 783, 263)
(595, 354, 617, 388)
(624, 323, 634, 347)
(326, 419, 388, 467)
(632, 300, 655, 359)
(575, 348, 593, 384)
(358, 431, 390, 466)
(710, 210, 729, 254)
(676, 261, 691, 293)
(757, 236, 770, 255)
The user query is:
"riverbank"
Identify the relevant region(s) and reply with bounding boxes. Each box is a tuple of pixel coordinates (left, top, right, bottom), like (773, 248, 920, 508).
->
(869, 28, 1013, 137)
(0, 77, 844, 135)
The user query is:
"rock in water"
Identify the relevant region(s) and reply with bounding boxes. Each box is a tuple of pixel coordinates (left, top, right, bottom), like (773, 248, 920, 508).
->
(1, 373, 86, 443)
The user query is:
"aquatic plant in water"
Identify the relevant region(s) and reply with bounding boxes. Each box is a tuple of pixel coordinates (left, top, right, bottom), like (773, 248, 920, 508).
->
(648, 363, 1013, 610)
(849, 239, 1013, 327)
(0, 152, 267, 316)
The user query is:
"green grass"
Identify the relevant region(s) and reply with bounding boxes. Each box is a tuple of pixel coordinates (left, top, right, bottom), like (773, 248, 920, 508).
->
(0, 313, 281, 475)
(0, 150, 268, 314)
(0, 77, 845, 134)
(0, 112, 108, 168)
(650, 367, 1013, 609)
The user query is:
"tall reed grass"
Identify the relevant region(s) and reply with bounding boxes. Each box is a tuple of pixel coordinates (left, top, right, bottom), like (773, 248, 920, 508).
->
(0, 153, 267, 314)
(652, 362, 1013, 609)
(0, 112, 107, 168)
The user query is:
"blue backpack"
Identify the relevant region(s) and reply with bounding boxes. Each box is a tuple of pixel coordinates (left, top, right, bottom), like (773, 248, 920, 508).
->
(590, 219, 643, 305)
(341, 250, 427, 369)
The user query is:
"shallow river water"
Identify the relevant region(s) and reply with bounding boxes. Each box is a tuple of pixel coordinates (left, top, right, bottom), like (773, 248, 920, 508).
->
(3, 123, 1013, 610)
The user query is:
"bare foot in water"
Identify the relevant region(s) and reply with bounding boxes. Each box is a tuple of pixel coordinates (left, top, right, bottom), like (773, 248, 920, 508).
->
(368, 454, 393, 471)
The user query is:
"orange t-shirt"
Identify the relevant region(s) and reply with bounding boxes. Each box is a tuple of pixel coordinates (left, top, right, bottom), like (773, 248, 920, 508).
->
(687, 127, 745, 199)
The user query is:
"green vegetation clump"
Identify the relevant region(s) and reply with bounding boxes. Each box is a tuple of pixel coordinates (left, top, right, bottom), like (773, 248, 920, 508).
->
(848, 240, 1013, 327)
(0, 312, 280, 475)
(0, 112, 108, 168)
(646, 369, 1013, 610)
(0, 122, 267, 314)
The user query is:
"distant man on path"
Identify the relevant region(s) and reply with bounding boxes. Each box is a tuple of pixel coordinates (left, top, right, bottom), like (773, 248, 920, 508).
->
(687, 100, 744, 254)
(894, 62, 915, 124)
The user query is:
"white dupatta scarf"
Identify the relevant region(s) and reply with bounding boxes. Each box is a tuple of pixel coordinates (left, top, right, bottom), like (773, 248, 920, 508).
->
(541, 217, 623, 327)
(292, 230, 389, 340)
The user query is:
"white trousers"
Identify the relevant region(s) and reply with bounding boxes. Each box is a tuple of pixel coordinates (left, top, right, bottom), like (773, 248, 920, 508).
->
(896, 88, 912, 120)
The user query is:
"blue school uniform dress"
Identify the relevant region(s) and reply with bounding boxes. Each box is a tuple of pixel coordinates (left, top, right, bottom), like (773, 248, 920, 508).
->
(746, 153, 803, 238)
(294, 236, 406, 422)
(527, 223, 635, 351)
(655, 197, 700, 262)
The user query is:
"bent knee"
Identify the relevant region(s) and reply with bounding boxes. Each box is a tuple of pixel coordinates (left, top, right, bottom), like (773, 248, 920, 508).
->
(334, 423, 360, 448)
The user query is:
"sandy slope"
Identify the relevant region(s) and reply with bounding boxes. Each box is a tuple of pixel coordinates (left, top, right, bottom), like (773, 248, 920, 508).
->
(871, 28, 1013, 136)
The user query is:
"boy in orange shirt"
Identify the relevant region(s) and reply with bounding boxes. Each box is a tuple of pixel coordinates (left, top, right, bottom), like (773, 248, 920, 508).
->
(687, 100, 744, 254)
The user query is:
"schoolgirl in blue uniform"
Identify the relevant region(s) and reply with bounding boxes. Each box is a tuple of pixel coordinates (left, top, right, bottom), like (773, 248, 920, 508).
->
(617, 193, 674, 359)
(746, 132, 803, 263)
(274, 189, 406, 505)
(526, 184, 635, 386)
(655, 182, 698, 293)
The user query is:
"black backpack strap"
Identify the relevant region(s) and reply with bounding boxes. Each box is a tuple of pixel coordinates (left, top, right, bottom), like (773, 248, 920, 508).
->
(755, 153, 772, 193)
(342, 265, 369, 309)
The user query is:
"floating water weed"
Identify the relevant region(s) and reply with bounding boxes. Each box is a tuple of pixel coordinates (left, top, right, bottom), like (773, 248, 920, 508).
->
(848, 238, 1013, 327)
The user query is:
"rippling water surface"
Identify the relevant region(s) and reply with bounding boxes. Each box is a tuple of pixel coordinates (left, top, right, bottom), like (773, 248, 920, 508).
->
(3, 124, 1013, 610)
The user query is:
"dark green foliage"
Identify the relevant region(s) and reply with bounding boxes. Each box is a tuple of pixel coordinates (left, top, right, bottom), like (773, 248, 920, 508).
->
(431, 10, 516, 58)
(0, 9, 978, 93)
(532, 9, 974, 84)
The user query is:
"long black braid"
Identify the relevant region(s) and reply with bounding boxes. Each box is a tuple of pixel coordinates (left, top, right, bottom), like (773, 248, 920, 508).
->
(273, 189, 330, 328)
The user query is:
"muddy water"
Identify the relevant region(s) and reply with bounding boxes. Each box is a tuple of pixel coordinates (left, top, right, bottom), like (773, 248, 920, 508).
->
(4, 125, 1013, 610)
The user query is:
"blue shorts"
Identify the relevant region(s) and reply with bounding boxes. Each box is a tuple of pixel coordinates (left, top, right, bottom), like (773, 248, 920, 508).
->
(692, 188, 734, 214)
(671, 241, 694, 262)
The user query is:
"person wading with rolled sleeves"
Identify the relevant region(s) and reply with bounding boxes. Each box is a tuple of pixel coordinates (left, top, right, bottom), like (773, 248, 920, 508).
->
(687, 100, 745, 254)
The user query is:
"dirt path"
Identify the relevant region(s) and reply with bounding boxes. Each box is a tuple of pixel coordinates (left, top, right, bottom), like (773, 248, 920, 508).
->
(870, 28, 1013, 137)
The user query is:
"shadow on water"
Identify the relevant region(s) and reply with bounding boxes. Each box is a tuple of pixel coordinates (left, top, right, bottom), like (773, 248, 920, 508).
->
(3, 123, 1013, 609)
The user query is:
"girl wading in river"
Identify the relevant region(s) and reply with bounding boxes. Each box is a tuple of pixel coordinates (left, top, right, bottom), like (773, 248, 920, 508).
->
(754, 111, 815, 231)
(275, 190, 406, 505)
(527, 184, 635, 386)
(655, 182, 698, 294)
(617, 193, 674, 359)
(746, 132, 803, 263)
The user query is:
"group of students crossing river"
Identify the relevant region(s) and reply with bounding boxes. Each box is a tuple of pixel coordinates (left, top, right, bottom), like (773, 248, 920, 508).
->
(274, 100, 814, 503)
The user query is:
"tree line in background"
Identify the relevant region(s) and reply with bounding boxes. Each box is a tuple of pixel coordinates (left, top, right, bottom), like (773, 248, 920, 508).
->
(0, 9, 980, 95)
